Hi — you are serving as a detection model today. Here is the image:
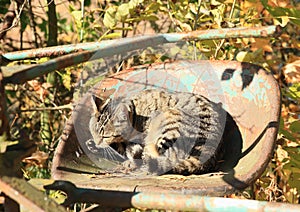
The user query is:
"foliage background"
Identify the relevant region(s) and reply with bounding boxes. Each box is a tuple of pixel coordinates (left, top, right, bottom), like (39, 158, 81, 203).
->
(0, 0, 300, 208)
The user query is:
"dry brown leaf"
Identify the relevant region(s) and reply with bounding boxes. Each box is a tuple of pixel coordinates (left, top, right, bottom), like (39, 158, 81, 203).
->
(251, 38, 273, 53)
(23, 151, 49, 167)
(240, 1, 264, 16)
(27, 80, 41, 91)
(27, 80, 52, 101)
(281, 33, 291, 41)
(276, 145, 289, 163)
(283, 60, 300, 84)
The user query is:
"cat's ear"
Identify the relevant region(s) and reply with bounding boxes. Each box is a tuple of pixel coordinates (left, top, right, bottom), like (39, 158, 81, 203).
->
(91, 94, 110, 112)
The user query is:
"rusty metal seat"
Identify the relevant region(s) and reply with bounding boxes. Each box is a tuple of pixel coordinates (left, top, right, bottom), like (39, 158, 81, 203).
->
(51, 60, 280, 196)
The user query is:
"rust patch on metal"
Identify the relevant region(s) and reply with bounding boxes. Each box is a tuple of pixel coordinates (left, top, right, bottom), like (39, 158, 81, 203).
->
(260, 29, 268, 37)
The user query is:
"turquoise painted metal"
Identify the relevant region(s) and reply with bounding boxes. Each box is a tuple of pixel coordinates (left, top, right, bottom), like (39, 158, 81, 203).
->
(3, 25, 278, 61)
(1, 25, 280, 84)
(3, 41, 116, 61)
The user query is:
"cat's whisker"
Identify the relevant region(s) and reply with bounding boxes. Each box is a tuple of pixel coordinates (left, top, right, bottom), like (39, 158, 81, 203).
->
(107, 145, 125, 161)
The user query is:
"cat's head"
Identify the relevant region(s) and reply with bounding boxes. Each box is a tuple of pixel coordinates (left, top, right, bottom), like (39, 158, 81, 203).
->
(89, 94, 134, 147)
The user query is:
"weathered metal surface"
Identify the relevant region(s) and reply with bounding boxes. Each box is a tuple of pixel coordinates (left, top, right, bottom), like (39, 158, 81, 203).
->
(0, 177, 67, 212)
(51, 60, 281, 197)
(1, 25, 280, 85)
(3, 41, 115, 61)
(3, 26, 278, 61)
(1, 36, 166, 84)
(45, 180, 300, 211)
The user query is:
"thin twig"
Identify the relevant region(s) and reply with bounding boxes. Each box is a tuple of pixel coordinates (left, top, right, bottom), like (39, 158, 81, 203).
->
(0, 0, 27, 36)
(19, 104, 73, 112)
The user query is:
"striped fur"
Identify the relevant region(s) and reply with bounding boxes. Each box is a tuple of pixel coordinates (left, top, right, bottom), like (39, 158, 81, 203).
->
(87, 89, 226, 175)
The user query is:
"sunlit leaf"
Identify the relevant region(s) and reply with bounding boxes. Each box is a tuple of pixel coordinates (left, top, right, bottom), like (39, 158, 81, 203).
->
(251, 38, 273, 53)
(274, 16, 290, 27)
(276, 144, 289, 162)
(236, 51, 250, 62)
(128, 0, 144, 10)
(103, 7, 117, 29)
(93, 24, 102, 30)
(116, 3, 130, 21)
(283, 59, 300, 84)
(285, 83, 300, 101)
(145, 2, 160, 13)
(49, 190, 67, 204)
(126, 15, 159, 22)
(101, 32, 122, 39)
(62, 73, 71, 91)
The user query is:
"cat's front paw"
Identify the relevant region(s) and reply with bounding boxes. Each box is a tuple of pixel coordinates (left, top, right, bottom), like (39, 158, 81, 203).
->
(121, 159, 145, 173)
(122, 159, 136, 170)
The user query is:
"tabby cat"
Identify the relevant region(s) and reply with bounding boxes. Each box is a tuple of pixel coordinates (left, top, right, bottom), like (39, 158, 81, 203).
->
(86, 89, 226, 175)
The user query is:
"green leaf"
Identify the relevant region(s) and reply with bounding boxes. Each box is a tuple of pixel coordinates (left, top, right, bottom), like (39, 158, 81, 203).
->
(289, 83, 300, 99)
(279, 116, 284, 129)
(142, 14, 159, 21)
(282, 83, 300, 101)
(93, 24, 102, 30)
(145, 2, 160, 13)
(288, 8, 300, 26)
(116, 3, 130, 21)
(62, 72, 71, 91)
(284, 160, 300, 192)
(280, 128, 297, 142)
(128, 0, 144, 10)
(284, 147, 300, 168)
(0, 0, 10, 14)
(103, 7, 117, 29)
(101, 32, 122, 39)
(290, 120, 300, 134)
(261, 0, 300, 26)
(279, 117, 297, 142)
(288, 172, 300, 191)
(126, 14, 159, 22)
(71, 11, 82, 29)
